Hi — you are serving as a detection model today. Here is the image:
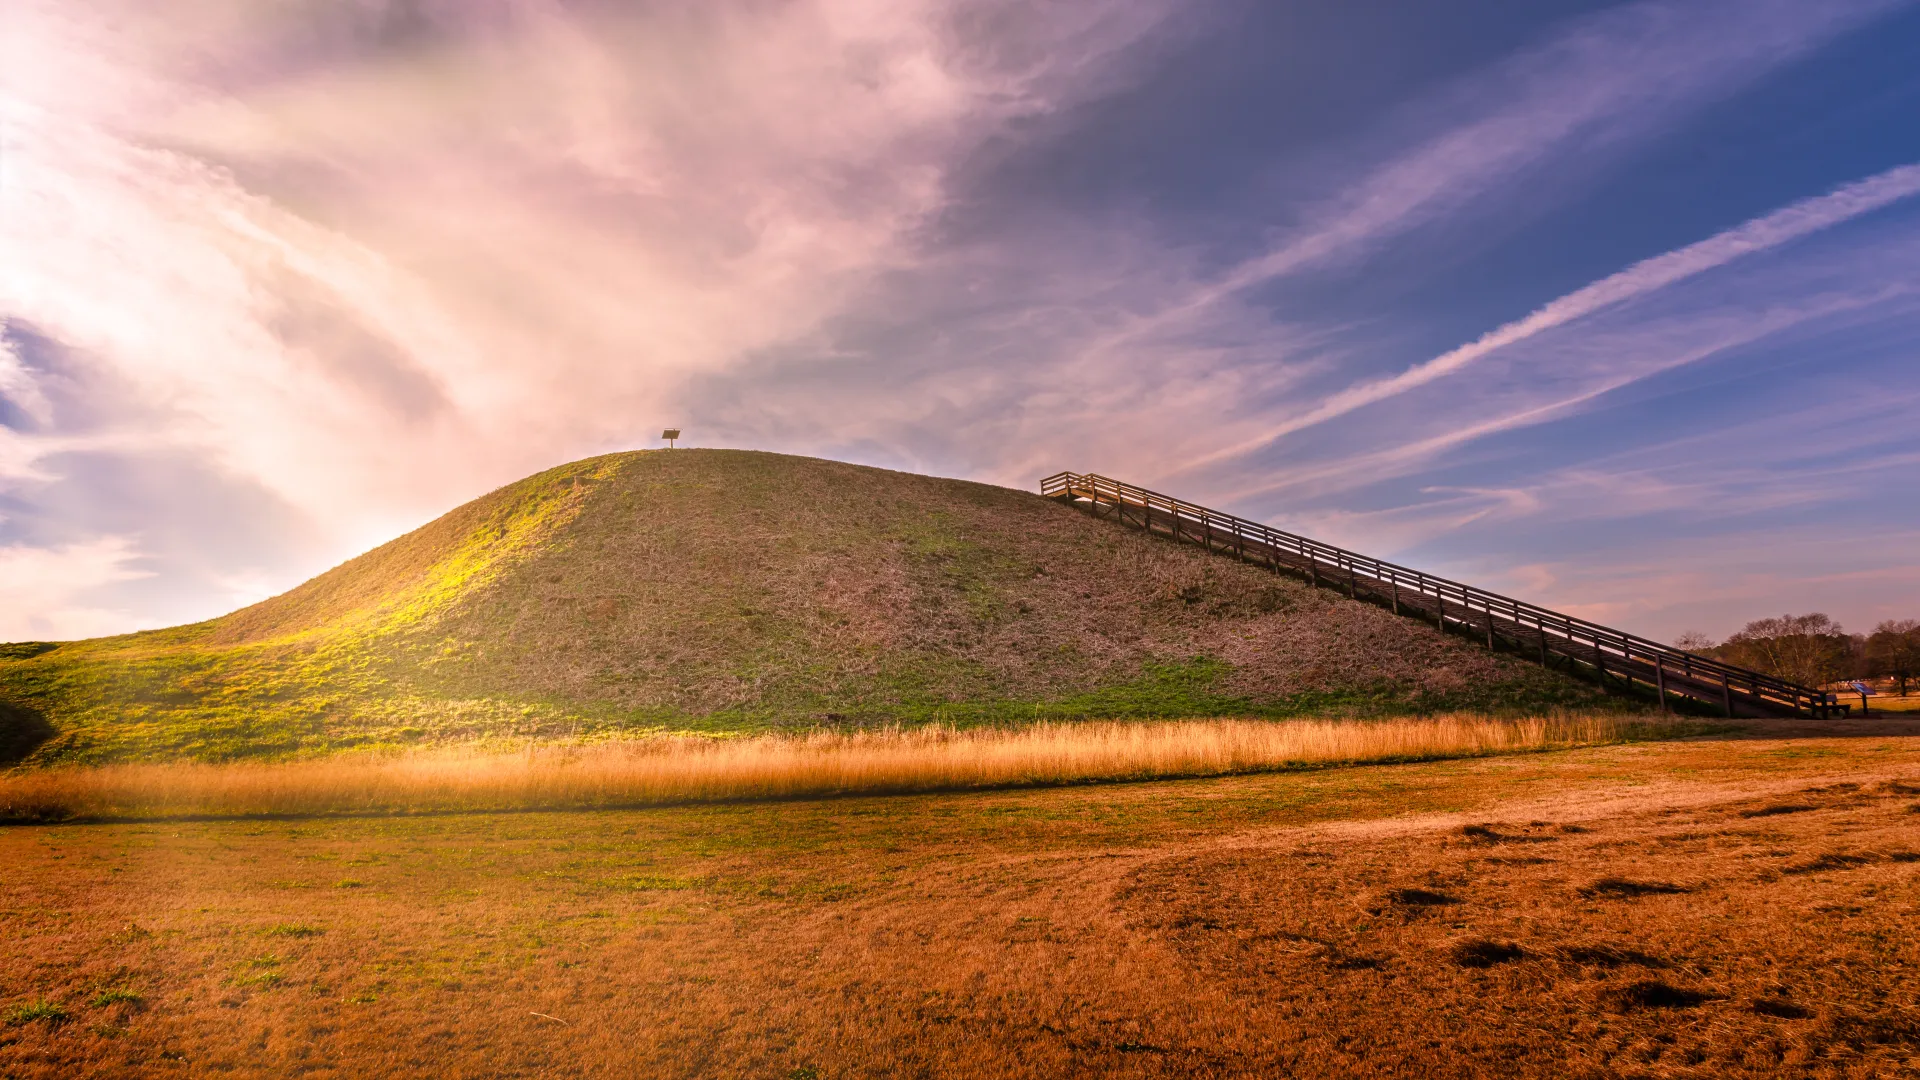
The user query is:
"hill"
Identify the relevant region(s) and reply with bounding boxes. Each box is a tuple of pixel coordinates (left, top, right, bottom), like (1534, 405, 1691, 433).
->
(0, 450, 1613, 763)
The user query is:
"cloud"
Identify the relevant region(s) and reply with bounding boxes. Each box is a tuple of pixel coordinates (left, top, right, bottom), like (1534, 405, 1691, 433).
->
(1480, 528, 1920, 640)
(0, 536, 152, 641)
(678, 0, 1918, 499)
(1183, 162, 1920, 476)
(1214, 275, 1920, 509)
(3, 0, 1916, 643)
(1072, 0, 1911, 371)
(0, 334, 55, 432)
(1, 0, 1178, 561)
(1240, 368, 1920, 641)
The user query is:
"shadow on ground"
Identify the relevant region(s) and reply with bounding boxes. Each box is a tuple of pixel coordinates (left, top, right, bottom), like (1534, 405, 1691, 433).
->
(1724, 717, 1920, 740)
(0, 701, 54, 765)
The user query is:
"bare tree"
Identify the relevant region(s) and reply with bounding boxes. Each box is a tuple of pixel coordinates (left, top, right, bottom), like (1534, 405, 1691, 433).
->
(1867, 619, 1920, 697)
(1672, 631, 1717, 654)
(1718, 613, 1853, 688)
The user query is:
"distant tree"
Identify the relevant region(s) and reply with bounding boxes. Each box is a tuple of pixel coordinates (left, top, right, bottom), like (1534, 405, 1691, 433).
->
(1867, 619, 1920, 697)
(1718, 613, 1853, 688)
(1672, 631, 1717, 654)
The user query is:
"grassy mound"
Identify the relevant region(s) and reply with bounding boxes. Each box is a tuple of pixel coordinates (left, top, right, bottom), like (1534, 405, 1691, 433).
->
(0, 450, 1613, 763)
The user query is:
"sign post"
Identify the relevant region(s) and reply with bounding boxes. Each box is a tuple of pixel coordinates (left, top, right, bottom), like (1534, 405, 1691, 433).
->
(662, 428, 681, 449)
(1850, 680, 1875, 717)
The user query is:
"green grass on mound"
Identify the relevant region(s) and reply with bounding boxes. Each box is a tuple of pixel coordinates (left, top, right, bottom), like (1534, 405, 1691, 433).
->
(0, 451, 1618, 765)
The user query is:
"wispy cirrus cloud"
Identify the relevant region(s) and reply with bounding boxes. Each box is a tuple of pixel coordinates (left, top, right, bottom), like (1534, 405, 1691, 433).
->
(1122, 0, 1911, 326)
(1210, 265, 1920, 510)
(691, 0, 1917, 495)
(1254, 363, 1920, 641)
(1180, 162, 1920, 477)
(1286, 399, 1920, 563)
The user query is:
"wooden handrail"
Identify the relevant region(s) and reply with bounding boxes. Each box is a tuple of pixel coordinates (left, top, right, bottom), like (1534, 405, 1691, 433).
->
(1042, 471, 1835, 717)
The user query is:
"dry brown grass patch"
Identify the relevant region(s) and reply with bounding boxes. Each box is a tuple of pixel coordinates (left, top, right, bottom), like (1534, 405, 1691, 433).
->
(1553, 945, 1669, 969)
(0, 713, 1659, 821)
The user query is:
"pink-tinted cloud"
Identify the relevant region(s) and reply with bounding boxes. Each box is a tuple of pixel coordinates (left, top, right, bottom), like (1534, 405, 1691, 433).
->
(0, 536, 151, 640)
(2, 0, 1176, 561)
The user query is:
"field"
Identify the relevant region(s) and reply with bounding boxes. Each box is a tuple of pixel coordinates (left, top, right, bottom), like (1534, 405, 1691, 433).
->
(4, 717, 1918, 1078)
(0, 714, 1664, 822)
(1859, 692, 1920, 714)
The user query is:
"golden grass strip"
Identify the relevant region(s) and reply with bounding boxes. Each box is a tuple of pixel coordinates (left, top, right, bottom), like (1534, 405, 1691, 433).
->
(1, 714, 1683, 821)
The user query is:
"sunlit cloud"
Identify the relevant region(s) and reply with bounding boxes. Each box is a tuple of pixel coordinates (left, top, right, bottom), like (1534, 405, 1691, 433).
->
(2, 0, 1178, 615)
(0, 536, 152, 641)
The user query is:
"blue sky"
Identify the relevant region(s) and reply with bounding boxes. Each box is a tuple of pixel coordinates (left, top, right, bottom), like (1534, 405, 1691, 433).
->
(3, 0, 1918, 643)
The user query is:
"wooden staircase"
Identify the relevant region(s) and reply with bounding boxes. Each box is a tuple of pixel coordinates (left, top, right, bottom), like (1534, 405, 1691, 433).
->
(1042, 471, 1844, 719)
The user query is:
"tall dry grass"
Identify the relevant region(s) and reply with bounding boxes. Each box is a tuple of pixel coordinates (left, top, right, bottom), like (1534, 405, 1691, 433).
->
(0, 714, 1676, 821)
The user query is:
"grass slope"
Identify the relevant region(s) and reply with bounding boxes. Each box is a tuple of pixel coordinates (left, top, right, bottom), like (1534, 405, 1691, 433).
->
(0, 450, 1612, 763)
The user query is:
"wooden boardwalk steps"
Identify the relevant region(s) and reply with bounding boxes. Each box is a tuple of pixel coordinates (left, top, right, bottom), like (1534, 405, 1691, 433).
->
(1042, 471, 1844, 719)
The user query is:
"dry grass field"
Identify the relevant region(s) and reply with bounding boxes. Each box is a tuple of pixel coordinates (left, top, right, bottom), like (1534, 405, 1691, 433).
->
(0, 714, 1662, 822)
(4, 718, 1919, 1078)
(1860, 693, 1920, 714)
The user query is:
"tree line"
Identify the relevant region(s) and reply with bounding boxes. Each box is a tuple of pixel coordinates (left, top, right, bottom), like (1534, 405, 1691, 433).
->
(1673, 616, 1920, 694)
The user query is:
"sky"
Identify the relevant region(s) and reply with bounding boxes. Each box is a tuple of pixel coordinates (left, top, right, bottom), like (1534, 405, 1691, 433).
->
(3, 0, 1918, 645)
